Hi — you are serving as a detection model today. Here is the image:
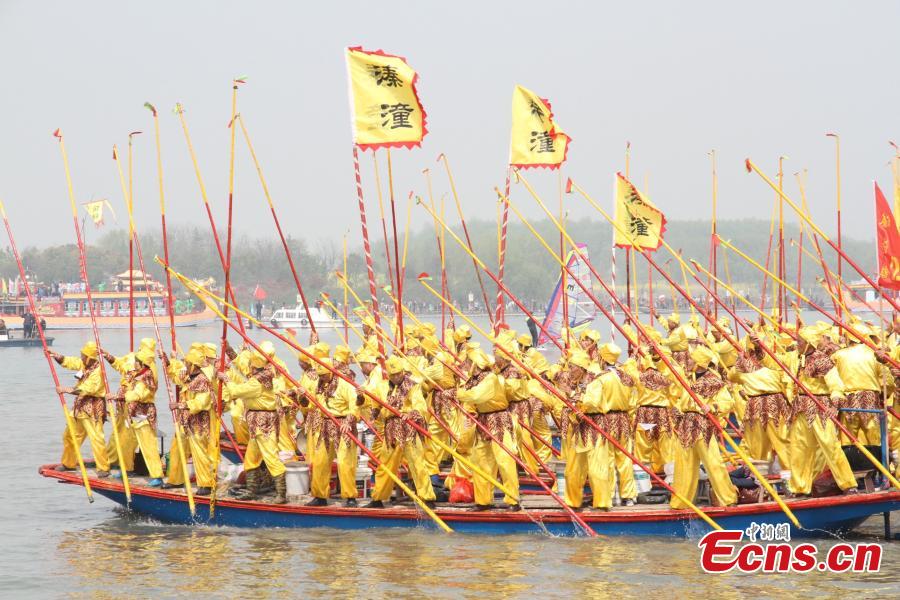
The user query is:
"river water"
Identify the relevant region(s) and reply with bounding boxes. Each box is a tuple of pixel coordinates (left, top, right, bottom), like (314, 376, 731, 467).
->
(2, 321, 899, 598)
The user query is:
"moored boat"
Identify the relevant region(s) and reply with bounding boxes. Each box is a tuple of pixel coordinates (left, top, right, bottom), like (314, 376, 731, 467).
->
(0, 335, 53, 347)
(268, 305, 339, 329)
(39, 464, 900, 537)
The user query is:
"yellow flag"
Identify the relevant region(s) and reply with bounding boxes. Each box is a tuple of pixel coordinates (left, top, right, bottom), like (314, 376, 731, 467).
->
(345, 46, 427, 150)
(509, 85, 570, 169)
(83, 200, 105, 227)
(614, 173, 666, 251)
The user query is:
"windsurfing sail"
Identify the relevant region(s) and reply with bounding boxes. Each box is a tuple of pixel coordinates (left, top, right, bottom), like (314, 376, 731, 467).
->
(538, 243, 596, 345)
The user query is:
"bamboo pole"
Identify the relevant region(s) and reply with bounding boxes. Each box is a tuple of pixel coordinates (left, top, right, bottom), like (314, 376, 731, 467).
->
(164, 268, 453, 532)
(113, 146, 195, 514)
(0, 198, 93, 502)
(55, 130, 131, 503)
(372, 151, 397, 297)
(527, 176, 801, 526)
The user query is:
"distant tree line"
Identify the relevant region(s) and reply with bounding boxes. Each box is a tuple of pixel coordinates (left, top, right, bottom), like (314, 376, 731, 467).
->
(0, 219, 874, 310)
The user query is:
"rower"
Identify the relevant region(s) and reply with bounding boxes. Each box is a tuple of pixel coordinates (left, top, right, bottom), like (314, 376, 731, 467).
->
(366, 355, 436, 509)
(49, 341, 111, 477)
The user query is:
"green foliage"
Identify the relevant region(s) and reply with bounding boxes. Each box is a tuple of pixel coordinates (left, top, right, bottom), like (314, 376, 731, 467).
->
(0, 220, 874, 309)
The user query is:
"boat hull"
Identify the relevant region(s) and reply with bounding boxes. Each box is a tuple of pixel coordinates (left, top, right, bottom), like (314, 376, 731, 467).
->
(1, 308, 217, 330)
(0, 337, 53, 347)
(39, 464, 900, 537)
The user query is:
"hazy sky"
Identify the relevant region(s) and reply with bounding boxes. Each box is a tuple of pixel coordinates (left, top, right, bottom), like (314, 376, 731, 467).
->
(1, 0, 897, 252)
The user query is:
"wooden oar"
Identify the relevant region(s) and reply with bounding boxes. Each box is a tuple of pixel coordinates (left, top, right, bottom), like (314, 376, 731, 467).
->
(0, 198, 93, 502)
(55, 130, 130, 504)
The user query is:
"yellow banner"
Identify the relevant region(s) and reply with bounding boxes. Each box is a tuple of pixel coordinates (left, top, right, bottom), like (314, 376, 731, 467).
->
(509, 85, 570, 169)
(346, 46, 426, 150)
(613, 173, 666, 250)
(83, 200, 105, 227)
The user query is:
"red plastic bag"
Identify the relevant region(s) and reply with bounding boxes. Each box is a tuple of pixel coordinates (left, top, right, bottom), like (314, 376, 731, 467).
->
(449, 478, 474, 503)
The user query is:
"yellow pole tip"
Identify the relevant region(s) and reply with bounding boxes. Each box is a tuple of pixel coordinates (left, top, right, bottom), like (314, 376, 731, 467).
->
(744, 159, 752, 173)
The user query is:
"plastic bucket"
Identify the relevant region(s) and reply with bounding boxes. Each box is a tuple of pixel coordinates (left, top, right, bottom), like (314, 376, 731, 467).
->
(285, 461, 310, 497)
(633, 464, 652, 494)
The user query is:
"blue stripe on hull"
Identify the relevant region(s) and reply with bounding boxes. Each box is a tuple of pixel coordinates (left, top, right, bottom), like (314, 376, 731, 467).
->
(91, 487, 898, 537)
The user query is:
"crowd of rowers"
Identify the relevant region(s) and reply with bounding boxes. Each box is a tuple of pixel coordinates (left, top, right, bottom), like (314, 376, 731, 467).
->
(48, 310, 900, 512)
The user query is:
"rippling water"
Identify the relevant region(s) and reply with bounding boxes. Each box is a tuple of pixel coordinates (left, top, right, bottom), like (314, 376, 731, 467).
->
(2, 323, 899, 597)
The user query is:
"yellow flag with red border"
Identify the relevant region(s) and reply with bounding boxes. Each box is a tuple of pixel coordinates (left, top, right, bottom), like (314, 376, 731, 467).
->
(345, 46, 427, 150)
(613, 173, 666, 251)
(82, 199, 115, 228)
(509, 85, 570, 169)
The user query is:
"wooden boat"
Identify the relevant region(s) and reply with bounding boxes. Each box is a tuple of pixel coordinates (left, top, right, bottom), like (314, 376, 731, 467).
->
(1, 290, 217, 330)
(39, 463, 900, 537)
(0, 335, 53, 348)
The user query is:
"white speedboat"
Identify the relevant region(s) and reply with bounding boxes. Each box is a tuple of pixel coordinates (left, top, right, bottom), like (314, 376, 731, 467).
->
(268, 305, 339, 329)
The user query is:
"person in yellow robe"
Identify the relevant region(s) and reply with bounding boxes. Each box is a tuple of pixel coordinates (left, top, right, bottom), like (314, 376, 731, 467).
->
(162, 347, 216, 494)
(828, 323, 892, 446)
(669, 346, 738, 508)
(632, 342, 676, 475)
(728, 334, 793, 469)
(494, 330, 541, 474)
(100, 338, 154, 474)
(366, 356, 437, 508)
(221, 346, 287, 503)
(788, 325, 858, 497)
(302, 358, 361, 507)
(457, 346, 520, 511)
(107, 342, 164, 485)
(51, 341, 110, 476)
(567, 345, 638, 509)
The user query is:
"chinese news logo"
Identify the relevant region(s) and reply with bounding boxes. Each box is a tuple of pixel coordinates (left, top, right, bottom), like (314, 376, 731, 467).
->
(698, 522, 882, 573)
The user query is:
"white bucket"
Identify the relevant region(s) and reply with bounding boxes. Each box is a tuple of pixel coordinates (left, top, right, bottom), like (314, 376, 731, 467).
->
(633, 465, 652, 494)
(278, 451, 295, 463)
(285, 461, 310, 497)
(217, 462, 243, 483)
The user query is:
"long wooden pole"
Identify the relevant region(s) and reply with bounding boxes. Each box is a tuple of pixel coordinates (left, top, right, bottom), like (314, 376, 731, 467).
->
(55, 130, 131, 503)
(127, 131, 141, 351)
(113, 145, 196, 514)
(826, 134, 843, 319)
(166, 268, 453, 532)
(352, 145, 385, 359)
(494, 170, 512, 328)
(372, 151, 397, 298)
(144, 104, 177, 349)
(0, 198, 93, 502)
(528, 178, 801, 526)
(386, 149, 404, 345)
(235, 114, 318, 335)
(438, 154, 492, 327)
(746, 158, 900, 313)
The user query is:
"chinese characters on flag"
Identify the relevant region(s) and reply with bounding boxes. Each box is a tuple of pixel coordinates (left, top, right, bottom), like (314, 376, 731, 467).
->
(874, 182, 900, 290)
(613, 173, 666, 251)
(345, 46, 427, 150)
(82, 200, 113, 228)
(509, 85, 570, 169)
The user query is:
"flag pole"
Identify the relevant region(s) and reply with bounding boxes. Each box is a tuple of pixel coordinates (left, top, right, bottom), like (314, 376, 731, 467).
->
(439, 154, 493, 328)
(559, 170, 569, 343)
(351, 144, 386, 359)
(113, 146, 196, 514)
(709, 150, 718, 319)
(234, 114, 318, 336)
(145, 103, 177, 350)
(777, 156, 787, 323)
(624, 143, 632, 334)
(826, 134, 843, 319)
(172, 103, 246, 335)
(421, 195, 723, 530)
(55, 130, 131, 503)
(511, 177, 800, 526)
(127, 131, 141, 351)
(386, 149, 404, 345)
(415, 198, 566, 352)
(0, 197, 94, 502)
(372, 151, 397, 299)
(342, 231, 349, 345)
(746, 158, 900, 313)
(759, 198, 778, 314)
(494, 170, 512, 329)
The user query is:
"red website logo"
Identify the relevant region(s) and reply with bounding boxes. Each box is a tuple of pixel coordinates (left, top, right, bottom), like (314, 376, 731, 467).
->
(698, 525, 882, 573)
